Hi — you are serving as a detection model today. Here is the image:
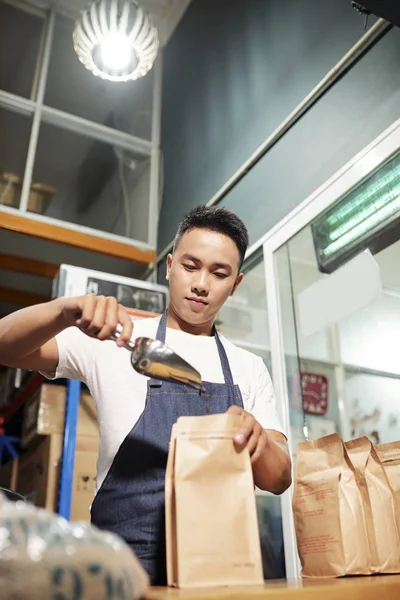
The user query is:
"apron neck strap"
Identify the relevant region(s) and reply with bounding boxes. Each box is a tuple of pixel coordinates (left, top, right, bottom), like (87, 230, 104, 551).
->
(155, 311, 234, 386)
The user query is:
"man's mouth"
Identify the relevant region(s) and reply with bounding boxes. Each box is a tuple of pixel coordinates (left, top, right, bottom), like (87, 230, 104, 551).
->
(186, 297, 208, 306)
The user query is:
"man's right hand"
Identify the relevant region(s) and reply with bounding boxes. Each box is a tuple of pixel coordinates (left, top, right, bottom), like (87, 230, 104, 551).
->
(0, 294, 134, 372)
(61, 295, 133, 346)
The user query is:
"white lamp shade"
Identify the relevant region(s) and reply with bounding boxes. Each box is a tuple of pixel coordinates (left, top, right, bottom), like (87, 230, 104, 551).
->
(73, 0, 159, 82)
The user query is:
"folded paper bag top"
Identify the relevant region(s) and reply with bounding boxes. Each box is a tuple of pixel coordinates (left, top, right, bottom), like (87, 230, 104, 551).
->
(165, 413, 264, 588)
(375, 441, 400, 494)
(375, 441, 400, 532)
(293, 433, 371, 577)
(345, 437, 400, 574)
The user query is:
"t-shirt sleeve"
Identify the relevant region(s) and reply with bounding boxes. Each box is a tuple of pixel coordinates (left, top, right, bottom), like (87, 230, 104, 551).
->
(250, 357, 286, 437)
(41, 327, 96, 385)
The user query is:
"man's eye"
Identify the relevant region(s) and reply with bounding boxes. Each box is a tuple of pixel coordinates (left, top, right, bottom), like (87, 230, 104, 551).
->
(214, 273, 228, 279)
(183, 264, 196, 271)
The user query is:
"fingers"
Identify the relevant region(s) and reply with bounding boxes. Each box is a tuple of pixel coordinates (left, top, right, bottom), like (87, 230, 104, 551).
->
(227, 405, 242, 415)
(95, 296, 119, 341)
(250, 428, 267, 465)
(75, 294, 97, 330)
(117, 304, 134, 346)
(233, 411, 256, 446)
(87, 295, 108, 337)
(75, 295, 133, 345)
(246, 422, 263, 457)
(228, 406, 266, 462)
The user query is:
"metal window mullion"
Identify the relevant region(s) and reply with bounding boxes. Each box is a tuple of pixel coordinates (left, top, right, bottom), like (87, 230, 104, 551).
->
(41, 105, 153, 156)
(148, 53, 163, 248)
(330, 325, 352, 442)
(0, 89, 36, 115)
(19, 10, 55, 212)
(263, 244, 301, 580)
(30, 2, 48, 102)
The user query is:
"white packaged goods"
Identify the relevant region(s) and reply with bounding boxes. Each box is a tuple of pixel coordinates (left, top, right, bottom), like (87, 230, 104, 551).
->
(0, 492, 149, 599)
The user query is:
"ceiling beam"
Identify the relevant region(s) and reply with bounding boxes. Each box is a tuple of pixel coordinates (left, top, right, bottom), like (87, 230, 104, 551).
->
(0, 212, 156, 264)
(0, 286, 48, 307)
(0, 254, 59, 278)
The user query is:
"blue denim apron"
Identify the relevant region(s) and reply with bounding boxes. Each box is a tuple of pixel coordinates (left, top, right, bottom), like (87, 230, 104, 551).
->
(90, 312, 243, 584)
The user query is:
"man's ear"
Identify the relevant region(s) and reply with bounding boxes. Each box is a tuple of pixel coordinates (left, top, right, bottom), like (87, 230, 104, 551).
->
(166, 254, 173, 280)
(230, 272, 244, 296)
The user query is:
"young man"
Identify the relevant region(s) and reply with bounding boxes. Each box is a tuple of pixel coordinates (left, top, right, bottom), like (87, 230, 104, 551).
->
(0, 206, 291, 584)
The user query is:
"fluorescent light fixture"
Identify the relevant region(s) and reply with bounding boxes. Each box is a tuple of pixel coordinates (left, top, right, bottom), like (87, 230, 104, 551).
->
(312, 151, 400, 273)
(73, 0, 159, 82)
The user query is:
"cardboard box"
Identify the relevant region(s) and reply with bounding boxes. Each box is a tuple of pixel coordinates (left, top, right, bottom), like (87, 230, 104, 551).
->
(21, 385, 66, 447)
(16, 434, 98, 521)
(78, 392, 98, 438)
(76, 434, 98, 453)
(0, 458, 18, 492)
(22, 385, 99, 447)
(70, 448, 98, 521)
(19, 385, 99, 520)
(16, 435, 63, 510)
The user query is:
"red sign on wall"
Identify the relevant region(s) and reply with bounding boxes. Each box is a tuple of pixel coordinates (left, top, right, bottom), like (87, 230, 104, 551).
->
(294, 371, 329, 416)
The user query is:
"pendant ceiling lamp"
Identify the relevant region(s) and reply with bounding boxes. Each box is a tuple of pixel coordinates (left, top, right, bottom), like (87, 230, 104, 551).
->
(73, 0, 159, 82)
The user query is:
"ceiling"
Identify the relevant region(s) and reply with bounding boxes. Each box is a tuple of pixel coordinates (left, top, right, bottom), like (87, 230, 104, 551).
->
(30, 0, 191, 46)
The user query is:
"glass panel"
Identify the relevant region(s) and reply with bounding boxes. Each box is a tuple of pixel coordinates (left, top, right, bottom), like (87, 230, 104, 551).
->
(218, 255, 285, 579)
(274, 153, 400, 448)
(0, 2, 43, 98)
(0, 108, 32, 210)
(44, 14, 154, 140)
(217, 256, 270, 365)
(275, 244, 308, 461)
(346, 370, 400, 443)
(31, 121, 150, 242)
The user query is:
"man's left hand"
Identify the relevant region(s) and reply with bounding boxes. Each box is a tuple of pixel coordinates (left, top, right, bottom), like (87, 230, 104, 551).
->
(226, 405, 268, 464)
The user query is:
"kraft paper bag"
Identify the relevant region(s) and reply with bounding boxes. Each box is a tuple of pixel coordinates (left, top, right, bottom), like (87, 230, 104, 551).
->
(345, 437, 400, 573)
(375, 442, 400, 526)
(293, 433, 370, 577)
(165, 413, 264, 588)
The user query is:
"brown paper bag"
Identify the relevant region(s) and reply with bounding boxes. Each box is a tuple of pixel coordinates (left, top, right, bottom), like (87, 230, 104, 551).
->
(165, 413, 264, 588)
(345, 437, 400, 573)
(375, 442, 400, 527)
(293, 433, 370, 577)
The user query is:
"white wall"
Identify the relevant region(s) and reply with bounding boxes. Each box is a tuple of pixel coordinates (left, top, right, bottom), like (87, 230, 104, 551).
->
(339, 292, 400, 375)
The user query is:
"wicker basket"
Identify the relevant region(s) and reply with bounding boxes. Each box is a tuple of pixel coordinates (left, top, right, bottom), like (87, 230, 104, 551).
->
(0, 172, 55, 215)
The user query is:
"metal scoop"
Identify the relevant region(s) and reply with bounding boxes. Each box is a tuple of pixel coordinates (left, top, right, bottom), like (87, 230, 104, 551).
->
(110, 324, 205, 393)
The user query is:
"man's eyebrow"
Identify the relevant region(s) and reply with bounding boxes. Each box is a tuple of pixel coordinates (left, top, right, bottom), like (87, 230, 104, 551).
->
(213, 262, 232, 272)
(181, 253, 201, 263)
(181, 254, 232, 271)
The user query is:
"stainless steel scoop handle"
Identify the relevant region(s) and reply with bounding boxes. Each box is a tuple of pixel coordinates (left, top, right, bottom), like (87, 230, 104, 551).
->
(109, 323, 137, 352)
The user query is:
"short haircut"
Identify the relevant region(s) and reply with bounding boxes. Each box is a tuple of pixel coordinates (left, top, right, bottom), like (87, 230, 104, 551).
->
(173, 206, 249, 269)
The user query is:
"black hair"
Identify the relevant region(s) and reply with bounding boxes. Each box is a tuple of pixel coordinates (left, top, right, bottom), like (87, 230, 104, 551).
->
(173, 206, 249, 269)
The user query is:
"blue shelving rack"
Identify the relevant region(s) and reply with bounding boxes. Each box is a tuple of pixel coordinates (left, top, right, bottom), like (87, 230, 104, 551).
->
(58, 378, 81, 519)
(1, 373, 81, 520)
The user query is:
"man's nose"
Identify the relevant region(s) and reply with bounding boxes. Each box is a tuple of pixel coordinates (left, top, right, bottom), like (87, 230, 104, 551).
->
(192, 271, 209, 294)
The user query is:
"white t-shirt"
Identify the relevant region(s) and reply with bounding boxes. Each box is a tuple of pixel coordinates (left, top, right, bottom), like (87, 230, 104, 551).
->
(48, 316, 284, 493)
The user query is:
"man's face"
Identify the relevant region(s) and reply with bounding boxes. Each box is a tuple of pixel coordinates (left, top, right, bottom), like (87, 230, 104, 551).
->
(166, 228, 243, 328)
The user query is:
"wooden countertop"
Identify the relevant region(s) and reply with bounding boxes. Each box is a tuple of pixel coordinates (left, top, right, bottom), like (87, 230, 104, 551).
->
(146, 575, 400, 599)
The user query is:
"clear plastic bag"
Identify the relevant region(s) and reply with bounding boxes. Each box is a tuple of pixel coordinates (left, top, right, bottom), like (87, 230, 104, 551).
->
(0, 492, 149, 599)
